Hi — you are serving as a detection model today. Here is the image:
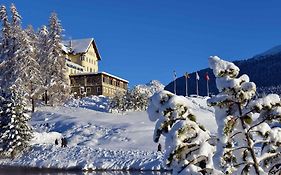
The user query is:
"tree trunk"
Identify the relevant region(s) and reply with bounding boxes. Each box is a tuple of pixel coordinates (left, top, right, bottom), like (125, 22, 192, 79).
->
(237, 103, 260, 175)
(31, 97, 35, 113)
(44, 90, 48, 105)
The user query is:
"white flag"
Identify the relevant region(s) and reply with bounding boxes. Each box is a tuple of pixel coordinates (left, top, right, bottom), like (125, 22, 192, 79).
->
(196, 72, 200, 80)
(174, 71, 177, 79)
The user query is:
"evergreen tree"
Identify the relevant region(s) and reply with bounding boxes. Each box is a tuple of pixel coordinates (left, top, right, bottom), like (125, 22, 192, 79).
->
(208, 56, 281, 174)
(0, 88, 33, 158)
(24, 25, 43, 112)
(37, 25, 51, 104)
(0, 4, 41, 111)
(148, 90, 218, 175)
(43, 12, 70, 105)
(0, 5, 12, 62)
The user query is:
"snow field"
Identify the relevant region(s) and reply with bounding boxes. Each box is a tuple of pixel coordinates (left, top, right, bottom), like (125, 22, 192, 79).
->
(0, 96, 217, 171)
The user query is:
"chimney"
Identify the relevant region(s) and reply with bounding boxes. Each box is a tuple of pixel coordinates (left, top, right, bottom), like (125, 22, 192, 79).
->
(69, 39, 73, 53)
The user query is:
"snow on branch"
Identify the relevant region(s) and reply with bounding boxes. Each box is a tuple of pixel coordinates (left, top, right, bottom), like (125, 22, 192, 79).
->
(208, 56, 281, 175)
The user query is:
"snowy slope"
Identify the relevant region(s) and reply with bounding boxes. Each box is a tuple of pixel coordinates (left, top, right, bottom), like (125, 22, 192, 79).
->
(0, 96, 216, 171)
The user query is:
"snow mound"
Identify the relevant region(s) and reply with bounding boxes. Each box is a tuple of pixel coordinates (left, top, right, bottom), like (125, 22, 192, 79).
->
(65, 95, 110, 112)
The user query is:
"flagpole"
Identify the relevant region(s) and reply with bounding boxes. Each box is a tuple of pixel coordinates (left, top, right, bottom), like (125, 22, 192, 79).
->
(205, 72, 210, 97)
(184, 72, 189, 97)
(206, 79, 209, 97)
(196, 72, 199, 96)
(173, 70, 176, 95)
(196, 78, 198, 96)
(185, 76, 188, 97)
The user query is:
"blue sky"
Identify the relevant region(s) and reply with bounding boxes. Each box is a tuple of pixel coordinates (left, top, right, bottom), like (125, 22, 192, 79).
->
(2, 0, 281, 87)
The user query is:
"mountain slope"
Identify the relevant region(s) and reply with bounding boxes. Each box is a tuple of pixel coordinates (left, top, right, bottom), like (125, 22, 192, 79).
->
(165, 47, 281, 96)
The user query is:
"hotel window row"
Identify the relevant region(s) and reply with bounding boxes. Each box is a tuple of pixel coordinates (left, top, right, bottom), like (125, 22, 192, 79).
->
(102, 76, 126, 88)
(80, 55, 97, 65)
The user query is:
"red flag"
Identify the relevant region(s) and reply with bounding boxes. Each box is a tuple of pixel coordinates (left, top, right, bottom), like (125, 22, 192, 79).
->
(205, 72, 210, 81)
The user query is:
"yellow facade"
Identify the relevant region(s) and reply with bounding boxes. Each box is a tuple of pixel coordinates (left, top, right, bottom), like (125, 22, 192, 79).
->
(63, 38, 101, 76)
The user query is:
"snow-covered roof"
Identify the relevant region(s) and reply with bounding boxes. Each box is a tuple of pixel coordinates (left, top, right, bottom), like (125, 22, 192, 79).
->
(100, 72, 129, 83)
(62, 38, 101, 60)
(70, 71, 129, 83)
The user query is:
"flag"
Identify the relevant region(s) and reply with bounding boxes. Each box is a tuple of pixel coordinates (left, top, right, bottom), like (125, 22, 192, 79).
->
(174, 70, 177, 79)
(184, 72, 190, 79)
(196, 72, 200, 80)
(205, 72, 210, 81)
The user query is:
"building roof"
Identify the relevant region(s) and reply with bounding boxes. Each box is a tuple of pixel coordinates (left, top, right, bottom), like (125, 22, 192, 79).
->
(70, 71, 129, 83)
(62, 38, 101, 60)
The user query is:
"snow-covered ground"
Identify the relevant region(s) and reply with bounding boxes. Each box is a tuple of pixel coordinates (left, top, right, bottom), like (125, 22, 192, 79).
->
(0, 96, 217, 171)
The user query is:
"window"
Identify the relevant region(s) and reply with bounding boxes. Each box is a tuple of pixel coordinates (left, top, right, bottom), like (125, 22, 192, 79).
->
(86, 87, 91, 93)
(123, 83, 127, 89)
(110, 79, 113, 85)
(80, 87, 85, 94)
(97, 87, 100, 93)
(90, 68, 92, 72)
(86, 77, 92, 85)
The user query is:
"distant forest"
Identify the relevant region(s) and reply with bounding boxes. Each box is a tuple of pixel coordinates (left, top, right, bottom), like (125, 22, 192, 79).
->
(165, 53, 281, 96)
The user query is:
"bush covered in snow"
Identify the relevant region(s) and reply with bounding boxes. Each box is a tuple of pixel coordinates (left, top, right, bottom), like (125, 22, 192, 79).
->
(110, 80, 164, 113)
(208, 56, 281, 175)
(148, 90, 218, 175)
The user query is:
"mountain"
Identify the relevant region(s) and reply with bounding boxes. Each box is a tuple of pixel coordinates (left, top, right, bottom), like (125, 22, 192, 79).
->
(135, 80, 165, 97)
(165, 46, 281, 96)
(254, 45, 281, 58)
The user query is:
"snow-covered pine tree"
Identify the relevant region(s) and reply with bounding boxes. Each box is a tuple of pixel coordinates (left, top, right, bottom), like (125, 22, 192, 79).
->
(0, 5, 12, 62)
(0, 88, 33, 158)
(207, 56, 281, 175)
(24, 24, 43, 112)
(37, 25, 51, 105)
(148, 90, 218, 175)
(44, 12, 70, 105)
(0, 4, 41, 111)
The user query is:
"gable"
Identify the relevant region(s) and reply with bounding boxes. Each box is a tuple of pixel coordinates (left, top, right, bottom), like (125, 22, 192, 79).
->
(63, 38, 101, 60)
